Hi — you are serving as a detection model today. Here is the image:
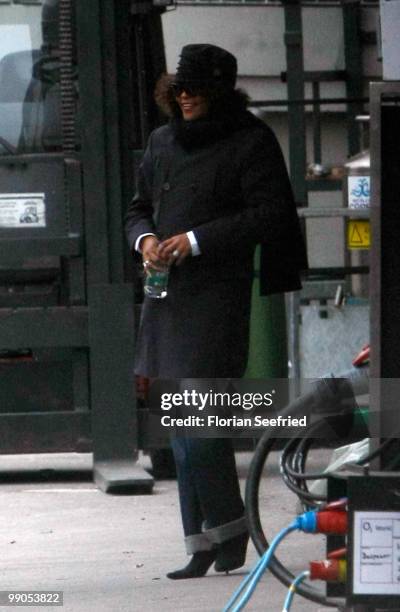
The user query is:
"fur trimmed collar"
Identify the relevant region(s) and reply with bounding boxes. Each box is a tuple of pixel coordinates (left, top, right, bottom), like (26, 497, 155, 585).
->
(170, 100, 259, 151)
(170, 92, 259, 151)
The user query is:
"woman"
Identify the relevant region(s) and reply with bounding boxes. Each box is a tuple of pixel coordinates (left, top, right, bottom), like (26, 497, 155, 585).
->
(125, 44, 307, 579)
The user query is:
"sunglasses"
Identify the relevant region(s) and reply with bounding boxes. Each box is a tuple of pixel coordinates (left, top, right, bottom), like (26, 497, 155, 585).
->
(170, 82, 209, 97)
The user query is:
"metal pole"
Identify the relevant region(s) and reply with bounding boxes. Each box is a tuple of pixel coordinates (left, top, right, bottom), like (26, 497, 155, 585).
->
(342, 1, 364, 156)
(283, 0, 307, 206)
(312, 81, 322, 165)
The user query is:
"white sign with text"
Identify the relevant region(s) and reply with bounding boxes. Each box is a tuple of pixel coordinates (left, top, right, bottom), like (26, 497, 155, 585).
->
(353, 511, 400, 595)
(0, 193, 46, 228)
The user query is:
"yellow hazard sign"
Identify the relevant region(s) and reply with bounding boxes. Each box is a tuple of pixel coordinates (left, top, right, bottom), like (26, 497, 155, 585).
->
(347, 220, 371, 249)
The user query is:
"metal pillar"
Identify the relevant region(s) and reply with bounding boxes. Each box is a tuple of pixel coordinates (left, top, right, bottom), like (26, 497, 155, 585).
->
(76, 0, 154, 492)
(283, 0, 307, 207)
(282, 0, 306, 387)
(369, 81, 400, 468)
(342, 1, 364, 156)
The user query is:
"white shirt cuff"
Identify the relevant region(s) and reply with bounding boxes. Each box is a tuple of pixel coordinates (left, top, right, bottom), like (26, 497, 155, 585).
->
(135, 233, 156, 253)
(187, 231, 201, 256)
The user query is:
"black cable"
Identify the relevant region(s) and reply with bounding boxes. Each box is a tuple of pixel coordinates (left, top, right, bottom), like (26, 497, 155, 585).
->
(284, 436, 398, 481)
(280, 416, 343, 501)
(280, 436, 323, 502)
(281, 408, 369, 483)
(285, 435, 316, 508)
(293, 435, 315, 510)
(245, 371, 369, 608)
(291, 437, 308, 502)
(357, 437, 397, 465)
(293, 433, 317, 498)
(245, 430, 343, 607)
(284, 456, 337, 480)
(279, 437, 301, 489)
(279, 433, 328, 503)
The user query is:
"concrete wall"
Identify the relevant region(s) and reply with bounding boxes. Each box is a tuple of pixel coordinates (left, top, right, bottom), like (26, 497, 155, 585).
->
(162, 4, 381, 101)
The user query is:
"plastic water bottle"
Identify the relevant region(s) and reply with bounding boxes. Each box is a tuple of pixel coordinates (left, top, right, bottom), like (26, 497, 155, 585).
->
(144, 264, 169, 299)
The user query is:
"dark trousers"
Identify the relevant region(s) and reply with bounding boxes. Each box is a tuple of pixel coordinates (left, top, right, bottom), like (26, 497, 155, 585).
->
(171, 437, 245, 547)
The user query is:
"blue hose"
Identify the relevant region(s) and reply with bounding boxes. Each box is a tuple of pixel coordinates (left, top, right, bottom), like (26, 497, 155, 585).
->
(282, 570, 310, 612)
(223, 521, 298, 612)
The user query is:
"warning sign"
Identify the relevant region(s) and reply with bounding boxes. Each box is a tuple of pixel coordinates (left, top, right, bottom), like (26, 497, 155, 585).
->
(0, 193, 46, 228)
(347, 220, 370, 249)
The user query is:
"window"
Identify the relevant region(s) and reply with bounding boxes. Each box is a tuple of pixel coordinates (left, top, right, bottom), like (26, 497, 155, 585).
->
(0, 0, 66, 155)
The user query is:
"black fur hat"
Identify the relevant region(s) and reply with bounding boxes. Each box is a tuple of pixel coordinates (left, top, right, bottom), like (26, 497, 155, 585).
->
(175, 44, 237, 90)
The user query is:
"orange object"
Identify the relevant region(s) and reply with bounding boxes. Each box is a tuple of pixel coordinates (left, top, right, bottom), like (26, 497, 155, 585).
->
(325, 499, 347, 512)
(316, 511, 348, 535)
(352, 344, 370, 367)
(327, 547, 347, 560)
(310, 559, 347, 582)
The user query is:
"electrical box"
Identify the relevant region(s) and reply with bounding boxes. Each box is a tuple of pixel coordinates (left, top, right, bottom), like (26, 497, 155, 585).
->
(347, 475, 400, 609)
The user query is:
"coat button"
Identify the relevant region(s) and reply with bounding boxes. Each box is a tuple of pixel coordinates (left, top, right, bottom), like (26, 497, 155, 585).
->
(162, 182, 171, 191)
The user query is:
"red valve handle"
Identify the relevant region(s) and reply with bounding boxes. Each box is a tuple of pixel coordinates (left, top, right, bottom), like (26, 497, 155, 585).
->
(352, 344, 370, 367)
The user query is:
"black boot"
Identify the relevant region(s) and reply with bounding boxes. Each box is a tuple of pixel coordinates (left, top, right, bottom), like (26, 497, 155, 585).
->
(167, 549, 218, 580)
(214, 533, 248, 573)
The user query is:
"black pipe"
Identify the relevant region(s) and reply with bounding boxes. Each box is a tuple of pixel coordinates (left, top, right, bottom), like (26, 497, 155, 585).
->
(249, 97, 369, 108)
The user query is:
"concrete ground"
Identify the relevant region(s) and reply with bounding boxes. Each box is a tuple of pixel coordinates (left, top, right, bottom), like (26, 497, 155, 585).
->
(0, 450, 339, 612)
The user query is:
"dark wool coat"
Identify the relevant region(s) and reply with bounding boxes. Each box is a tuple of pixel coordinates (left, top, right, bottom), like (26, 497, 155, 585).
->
(125, 111, 307, 378)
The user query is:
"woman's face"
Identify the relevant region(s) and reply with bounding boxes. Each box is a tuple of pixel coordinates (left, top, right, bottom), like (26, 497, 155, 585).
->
(175, 89, 209, 121)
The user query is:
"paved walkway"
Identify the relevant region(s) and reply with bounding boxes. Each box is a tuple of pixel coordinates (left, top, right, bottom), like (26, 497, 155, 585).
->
(0, 451, 335, 612)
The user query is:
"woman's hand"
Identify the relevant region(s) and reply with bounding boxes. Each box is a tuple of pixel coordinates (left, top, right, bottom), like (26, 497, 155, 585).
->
(158, 234, 191, 266)
(140, 235, 165, 270)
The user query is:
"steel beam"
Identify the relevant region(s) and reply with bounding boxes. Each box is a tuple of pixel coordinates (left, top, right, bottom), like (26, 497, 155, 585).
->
(0, 307, 88, 348)
(342, 1, 364, 156)
(89, 283, 153, 492)
(76, 0, 110, 285)
(283, 0, 307, 206)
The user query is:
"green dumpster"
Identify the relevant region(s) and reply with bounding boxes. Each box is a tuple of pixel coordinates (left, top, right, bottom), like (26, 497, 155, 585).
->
(245, 247, 288, 379)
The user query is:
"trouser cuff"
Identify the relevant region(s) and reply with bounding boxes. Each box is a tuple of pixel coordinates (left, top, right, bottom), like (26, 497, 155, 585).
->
(185, 533, 214, 554)
(184, 516, 247, 554)
(203, 516, 248, 545)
